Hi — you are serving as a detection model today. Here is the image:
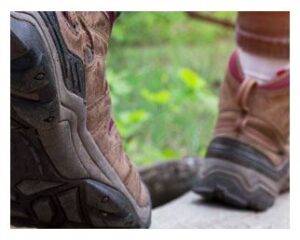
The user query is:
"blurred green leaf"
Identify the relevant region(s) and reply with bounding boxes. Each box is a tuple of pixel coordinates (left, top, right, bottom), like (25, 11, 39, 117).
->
(162, 148, 181, 159)
(107, 70, 132, 96)
(140, 89, 171, 105)
(179, 68, 207, 90)
(119, 110, 150, 124)
(116, 110, 150, 138)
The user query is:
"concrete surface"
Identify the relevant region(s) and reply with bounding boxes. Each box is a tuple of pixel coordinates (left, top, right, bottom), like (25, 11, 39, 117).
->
(151, 191, 289, 229)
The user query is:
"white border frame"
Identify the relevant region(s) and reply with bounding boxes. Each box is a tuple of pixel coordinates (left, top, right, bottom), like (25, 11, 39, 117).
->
(1, 0, 299, 239)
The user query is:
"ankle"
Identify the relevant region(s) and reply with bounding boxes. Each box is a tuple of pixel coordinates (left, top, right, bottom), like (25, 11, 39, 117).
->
(237, 48, 289, 85)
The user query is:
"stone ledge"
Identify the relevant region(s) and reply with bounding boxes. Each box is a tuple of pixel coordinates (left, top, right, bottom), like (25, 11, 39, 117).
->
(151, 192, 289, 229)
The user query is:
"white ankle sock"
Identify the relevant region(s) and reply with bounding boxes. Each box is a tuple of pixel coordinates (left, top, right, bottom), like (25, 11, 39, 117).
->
(237, 48, 289, 85)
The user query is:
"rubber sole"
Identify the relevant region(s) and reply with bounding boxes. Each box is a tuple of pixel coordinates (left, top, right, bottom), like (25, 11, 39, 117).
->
(11, 11, 150, 228)
(12, 178, 142, 228)
(193, 139, 289, 211)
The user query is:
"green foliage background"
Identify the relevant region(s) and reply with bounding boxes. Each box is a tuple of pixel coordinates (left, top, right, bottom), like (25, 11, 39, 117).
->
(106, 12, 236, 165)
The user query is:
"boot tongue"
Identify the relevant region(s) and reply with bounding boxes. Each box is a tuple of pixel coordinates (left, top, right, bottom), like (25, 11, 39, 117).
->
(229, 51, 289, 90)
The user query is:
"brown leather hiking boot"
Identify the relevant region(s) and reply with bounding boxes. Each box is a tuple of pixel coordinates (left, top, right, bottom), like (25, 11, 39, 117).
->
(193, 52, 289, 211)
(11, 11, 151, 228)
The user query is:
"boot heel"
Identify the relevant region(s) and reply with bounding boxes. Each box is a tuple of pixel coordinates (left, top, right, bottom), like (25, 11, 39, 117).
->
(193, 137, 289, 211)
(193, 157, 277, 211)
(11, 31, 31, 61)
(11, 13, 59, 129)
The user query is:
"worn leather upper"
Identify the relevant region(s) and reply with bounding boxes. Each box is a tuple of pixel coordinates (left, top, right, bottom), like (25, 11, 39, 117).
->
(56, 11, 148, 207)
(214, 52, 289, 166)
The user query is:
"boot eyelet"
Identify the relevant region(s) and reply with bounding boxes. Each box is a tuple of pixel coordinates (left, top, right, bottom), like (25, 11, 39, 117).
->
(241, 109, 248, 117)
(34, 72, 45, 80)
(278, 150, 285, 156)
(84, 46, 94, 63)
